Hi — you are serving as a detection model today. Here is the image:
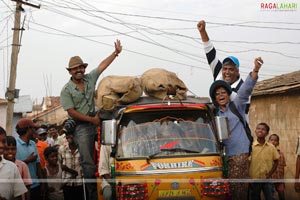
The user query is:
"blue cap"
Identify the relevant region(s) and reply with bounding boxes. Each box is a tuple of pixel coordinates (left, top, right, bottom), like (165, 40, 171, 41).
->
(222, 56, 239, 68)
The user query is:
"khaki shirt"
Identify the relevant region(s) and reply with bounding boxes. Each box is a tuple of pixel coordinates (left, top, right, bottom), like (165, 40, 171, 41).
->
(60, 68, 100, 116)
(250, 141, 280, 179)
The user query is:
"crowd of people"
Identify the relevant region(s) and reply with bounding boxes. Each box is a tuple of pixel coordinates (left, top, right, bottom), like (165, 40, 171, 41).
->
(0, 119, 84, 200)
(0, 21, 299, 200)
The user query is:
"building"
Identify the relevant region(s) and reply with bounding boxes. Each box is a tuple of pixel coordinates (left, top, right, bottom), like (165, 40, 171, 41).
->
(0, 95, 33, 136)
(26, 96, 68, 126)
(0, 98, 8, 128)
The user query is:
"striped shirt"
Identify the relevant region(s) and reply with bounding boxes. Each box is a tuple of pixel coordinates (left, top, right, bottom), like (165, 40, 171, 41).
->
(58, 144, 82, 186)
(271, 148, 286, 180)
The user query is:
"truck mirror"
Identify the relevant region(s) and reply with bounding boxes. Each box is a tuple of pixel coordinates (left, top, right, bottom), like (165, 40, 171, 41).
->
(101, 119, 117, 145)
(215, 116, 230, 142)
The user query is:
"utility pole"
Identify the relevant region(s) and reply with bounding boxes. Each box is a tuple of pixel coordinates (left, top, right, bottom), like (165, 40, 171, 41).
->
(6, 0, 40, 135)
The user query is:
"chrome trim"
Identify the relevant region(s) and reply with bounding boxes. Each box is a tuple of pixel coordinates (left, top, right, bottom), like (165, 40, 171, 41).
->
(116, 166, 222, 176)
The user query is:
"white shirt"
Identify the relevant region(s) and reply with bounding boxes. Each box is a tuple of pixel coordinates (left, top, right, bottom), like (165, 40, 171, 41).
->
(98, 145, 113, 189)
(0, 156, 27, 200)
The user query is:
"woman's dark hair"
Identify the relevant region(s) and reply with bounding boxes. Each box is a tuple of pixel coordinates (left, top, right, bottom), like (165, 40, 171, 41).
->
(44, 146, 58, 158)
(6, 136, 16, 146)
(209, 80, 232, 101)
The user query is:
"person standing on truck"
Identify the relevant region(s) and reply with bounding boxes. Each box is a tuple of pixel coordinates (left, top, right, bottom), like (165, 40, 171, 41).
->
(60, 39, 122, 200)
(209, 57, 263, 199)
(197, 20, 251, 120)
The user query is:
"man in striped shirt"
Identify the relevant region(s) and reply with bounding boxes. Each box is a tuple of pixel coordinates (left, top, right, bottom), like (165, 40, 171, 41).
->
(197, 20, 251, 117)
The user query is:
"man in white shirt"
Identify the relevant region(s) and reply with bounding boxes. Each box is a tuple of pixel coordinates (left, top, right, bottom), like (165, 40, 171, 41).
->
(0, 126, 27, 200)
(98, 145, 113, 200)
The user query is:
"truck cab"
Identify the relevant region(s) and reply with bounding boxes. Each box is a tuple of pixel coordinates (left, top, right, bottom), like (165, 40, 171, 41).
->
(97, 96, 229, 200)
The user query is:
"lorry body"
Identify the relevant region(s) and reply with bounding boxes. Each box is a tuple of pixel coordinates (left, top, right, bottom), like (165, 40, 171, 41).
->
(97, 96, 229, 200)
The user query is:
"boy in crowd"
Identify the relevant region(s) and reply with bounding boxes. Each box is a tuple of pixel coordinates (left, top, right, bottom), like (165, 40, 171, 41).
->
(58, 130, 84, 200)
(249, 122, 280, 200)
(35, 128, 49, 168)
(4, 136, 32, 200)
(43, 146, 63, 200)
(48, 124, 65, 148)
(0, 126, 27, 200)
(269, 134, 286, 200)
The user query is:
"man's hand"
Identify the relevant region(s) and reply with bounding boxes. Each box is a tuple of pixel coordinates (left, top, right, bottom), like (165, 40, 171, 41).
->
(254, 57, 263, 71)
(71, 170, 79, 179)
(25, 152, 37, 163)
(197, 20, 206, 33)
(114, 39, 122, 56)
(197, 20, 209, 42)
(90, 114, 100, 125)
(251, 57, 263, 80)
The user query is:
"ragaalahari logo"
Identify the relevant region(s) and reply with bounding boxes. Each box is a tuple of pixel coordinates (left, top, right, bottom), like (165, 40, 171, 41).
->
(260, 2, 298, 11)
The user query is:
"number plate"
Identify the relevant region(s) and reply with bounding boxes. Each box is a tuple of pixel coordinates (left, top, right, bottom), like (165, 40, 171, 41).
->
(158, 189, 191, 197)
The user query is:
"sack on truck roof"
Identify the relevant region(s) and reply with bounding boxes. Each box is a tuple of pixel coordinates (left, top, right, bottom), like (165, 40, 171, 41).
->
(140, 68, 188, 100)
(96, 75, 143, 111)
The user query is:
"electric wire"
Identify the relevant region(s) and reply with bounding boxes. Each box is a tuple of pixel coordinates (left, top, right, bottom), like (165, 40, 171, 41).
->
(1, 0, 298, 81)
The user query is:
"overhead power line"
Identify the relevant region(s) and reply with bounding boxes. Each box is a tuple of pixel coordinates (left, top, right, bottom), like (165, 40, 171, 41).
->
(40, 2, 300, 31)
(31, 0, 299, 74)
(2, 0, 295, 78)
(40, 2, 300, 62)
(218, 49, 300, 59)
(28, 20, 210, 71)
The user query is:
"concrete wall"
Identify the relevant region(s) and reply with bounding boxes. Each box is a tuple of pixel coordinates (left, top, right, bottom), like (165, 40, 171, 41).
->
(249, 92, 300, 199)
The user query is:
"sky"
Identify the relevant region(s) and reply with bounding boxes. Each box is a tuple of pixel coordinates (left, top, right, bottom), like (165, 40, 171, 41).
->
(0, 0, 299, 104)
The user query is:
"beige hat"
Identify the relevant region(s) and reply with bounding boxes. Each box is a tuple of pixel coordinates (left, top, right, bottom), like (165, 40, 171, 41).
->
(67, 56, 88, 70)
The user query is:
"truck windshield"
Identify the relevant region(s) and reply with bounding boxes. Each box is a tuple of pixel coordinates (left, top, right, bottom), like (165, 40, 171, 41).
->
(117, 109, 218, 158)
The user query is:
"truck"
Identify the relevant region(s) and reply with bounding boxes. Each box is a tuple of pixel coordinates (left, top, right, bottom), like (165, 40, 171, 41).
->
(97, 95, 230, 200)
